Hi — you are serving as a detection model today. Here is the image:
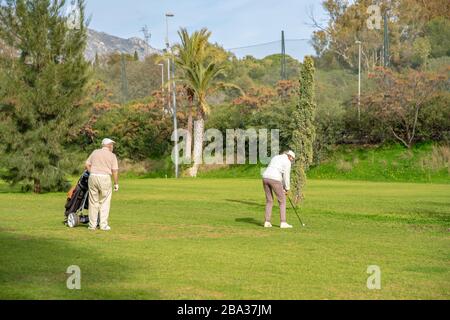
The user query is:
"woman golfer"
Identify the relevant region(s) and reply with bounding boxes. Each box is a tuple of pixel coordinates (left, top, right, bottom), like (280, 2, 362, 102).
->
(262, 151, 296, 229)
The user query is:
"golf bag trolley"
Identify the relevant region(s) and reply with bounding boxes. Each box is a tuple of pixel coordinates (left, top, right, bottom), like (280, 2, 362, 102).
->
(64, 171, 90, 228)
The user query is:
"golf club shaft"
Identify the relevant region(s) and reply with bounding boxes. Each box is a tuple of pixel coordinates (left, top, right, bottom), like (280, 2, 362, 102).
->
(288, 196, 305, 226)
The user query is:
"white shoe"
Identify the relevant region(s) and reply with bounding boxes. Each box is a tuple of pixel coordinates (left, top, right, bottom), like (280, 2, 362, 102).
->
(264, 222, 273, 228)
(88, 226, 97, 231)
(280, 222, 293, 229)
(101, 226, 111, 231)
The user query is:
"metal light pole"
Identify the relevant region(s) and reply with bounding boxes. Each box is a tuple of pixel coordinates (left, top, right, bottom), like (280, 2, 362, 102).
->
(383, 13, 390, 68)
(356, 40, 362, 122)
(158, 63, 164, 92)
(171, 55, 179, 179)
(165, 13, 173, 110)
(165, 12, 179, 178)
(158, 63, 165, 114)
(281, 30, 286, 80)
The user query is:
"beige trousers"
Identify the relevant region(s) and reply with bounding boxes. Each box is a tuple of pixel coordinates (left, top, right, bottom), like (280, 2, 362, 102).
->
(88, 175, 112, 229)
(263, 178, 287, 223)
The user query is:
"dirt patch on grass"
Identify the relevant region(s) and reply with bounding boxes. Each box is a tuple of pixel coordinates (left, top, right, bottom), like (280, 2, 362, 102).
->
(0, 226, 17, 232)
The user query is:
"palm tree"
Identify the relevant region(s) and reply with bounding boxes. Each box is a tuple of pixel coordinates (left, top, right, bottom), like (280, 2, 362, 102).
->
(173, 28, 227, 177)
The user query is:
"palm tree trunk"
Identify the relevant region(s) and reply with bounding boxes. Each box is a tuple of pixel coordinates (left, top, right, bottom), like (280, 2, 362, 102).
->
(186, 107, 193, 164)
(189, 117, 204, 177)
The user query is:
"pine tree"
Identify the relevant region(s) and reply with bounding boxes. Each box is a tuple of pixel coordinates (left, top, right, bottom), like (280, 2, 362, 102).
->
(0, 0, 90, 193)
(133, 50, 139, 61)
(289, 56, 317, 203)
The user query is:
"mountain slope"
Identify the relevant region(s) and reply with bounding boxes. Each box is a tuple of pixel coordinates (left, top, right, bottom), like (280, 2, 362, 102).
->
(86, 29, 162, 61)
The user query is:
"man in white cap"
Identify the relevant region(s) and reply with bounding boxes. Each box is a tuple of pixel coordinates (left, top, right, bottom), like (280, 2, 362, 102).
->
(85, 138, 119, 231)
(262, 151, 296, 229)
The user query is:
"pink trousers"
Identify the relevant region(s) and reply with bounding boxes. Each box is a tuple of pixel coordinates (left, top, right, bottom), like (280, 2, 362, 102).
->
(262, 178, 287, 223)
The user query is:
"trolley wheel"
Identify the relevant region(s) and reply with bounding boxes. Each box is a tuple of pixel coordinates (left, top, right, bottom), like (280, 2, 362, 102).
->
(67, 213, 80, 228)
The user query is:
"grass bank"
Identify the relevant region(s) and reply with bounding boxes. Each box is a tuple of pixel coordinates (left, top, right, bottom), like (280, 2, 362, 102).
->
(199, 144, 450, 184)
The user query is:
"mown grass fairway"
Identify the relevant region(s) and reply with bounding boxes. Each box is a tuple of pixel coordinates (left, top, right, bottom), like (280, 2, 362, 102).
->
(0, 178, 449, 299)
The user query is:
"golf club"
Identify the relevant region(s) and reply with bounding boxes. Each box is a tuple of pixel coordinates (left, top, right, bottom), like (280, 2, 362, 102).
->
(288, 196, 306, 227)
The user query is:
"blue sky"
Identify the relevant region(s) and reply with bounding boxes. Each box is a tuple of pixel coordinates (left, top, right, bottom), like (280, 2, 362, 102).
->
(85, 0, 328, 60)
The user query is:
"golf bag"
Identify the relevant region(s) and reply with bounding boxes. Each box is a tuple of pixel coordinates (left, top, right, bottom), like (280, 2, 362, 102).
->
(64, 171, 90, 228)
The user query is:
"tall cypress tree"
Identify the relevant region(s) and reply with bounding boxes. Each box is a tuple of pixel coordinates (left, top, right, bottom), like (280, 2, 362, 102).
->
(0, 0, 90, 193)
(289, 56, 317, 203)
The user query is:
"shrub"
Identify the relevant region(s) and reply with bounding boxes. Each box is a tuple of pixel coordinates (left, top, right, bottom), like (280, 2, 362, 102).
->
(90, 101, 174, 161)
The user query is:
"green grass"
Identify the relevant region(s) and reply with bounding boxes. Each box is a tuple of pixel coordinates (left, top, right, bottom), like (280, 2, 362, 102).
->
(0, 178, 449, 300)
(199, 144, 450, 184)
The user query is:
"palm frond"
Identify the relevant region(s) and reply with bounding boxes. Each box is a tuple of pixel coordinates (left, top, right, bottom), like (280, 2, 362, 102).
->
(173, 28, 235, 117)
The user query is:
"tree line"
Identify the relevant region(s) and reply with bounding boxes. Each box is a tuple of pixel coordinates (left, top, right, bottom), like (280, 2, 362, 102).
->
(0, 0, 449, 193)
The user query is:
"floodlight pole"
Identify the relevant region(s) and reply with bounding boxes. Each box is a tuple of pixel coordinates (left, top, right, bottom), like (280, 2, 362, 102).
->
(166, 12, 179, 179)
(158, 63, 164, 93)
(383, 13, 390, 67)
(281, 30, 286, 80)
(356, 40, 362, 123)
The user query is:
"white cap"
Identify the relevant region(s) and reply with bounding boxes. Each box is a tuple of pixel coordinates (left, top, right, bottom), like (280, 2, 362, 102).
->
(287, 150, 296, 159)
(102, 138, 116, 146)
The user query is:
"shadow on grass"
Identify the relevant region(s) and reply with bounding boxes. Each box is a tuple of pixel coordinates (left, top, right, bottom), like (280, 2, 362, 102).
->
(226, 199, 264, 208)
(0, 231, 160, 299)
(235, 218, 263, 227)
(230, 199, 280, 227)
